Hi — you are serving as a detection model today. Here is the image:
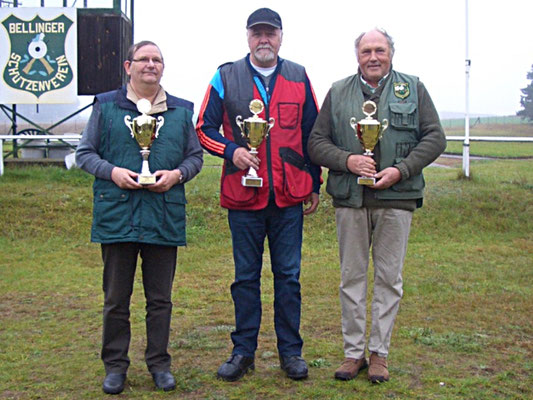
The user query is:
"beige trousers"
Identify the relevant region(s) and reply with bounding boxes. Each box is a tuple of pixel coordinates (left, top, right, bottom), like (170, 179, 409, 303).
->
(335, 207, 413, 359)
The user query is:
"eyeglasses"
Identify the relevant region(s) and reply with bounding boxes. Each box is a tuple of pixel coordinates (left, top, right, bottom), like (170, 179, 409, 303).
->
(131, 57, 164, 65)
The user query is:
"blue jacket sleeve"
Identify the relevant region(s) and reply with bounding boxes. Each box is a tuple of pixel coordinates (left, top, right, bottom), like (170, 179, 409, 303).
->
(195, 70, 240, 161)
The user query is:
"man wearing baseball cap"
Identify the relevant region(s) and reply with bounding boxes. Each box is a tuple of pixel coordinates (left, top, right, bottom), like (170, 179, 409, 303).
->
(196, 8, 321, 381)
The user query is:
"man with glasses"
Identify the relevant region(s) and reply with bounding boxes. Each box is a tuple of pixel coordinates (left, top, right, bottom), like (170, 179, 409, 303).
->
(76, 41, 203, 394)
(196, 8, 321, 382)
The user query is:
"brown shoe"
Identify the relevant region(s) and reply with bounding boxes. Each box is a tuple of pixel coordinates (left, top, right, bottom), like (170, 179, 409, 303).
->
(368, 353, 389, 383)
(334, 357, 368, 380)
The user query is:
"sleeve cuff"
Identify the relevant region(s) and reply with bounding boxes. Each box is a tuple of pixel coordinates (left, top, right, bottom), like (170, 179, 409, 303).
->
(224, 142, 241, 161)
(395, 162, 410, 180)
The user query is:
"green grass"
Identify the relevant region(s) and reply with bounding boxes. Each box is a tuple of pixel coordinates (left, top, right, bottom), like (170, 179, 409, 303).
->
(0, 156, 532, 399)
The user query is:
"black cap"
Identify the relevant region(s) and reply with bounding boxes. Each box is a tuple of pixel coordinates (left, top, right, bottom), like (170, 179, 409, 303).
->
(246, 8, 282, 29)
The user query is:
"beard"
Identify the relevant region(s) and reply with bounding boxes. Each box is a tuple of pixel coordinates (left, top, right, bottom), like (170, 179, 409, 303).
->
(253, 45, 276, 64)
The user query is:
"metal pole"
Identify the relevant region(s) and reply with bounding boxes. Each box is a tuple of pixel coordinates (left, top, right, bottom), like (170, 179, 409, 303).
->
(12, 105, 18, 157)
(463, 0, 471, 177)
(131, 0, 134, 35)
(0, 139, 4, 176)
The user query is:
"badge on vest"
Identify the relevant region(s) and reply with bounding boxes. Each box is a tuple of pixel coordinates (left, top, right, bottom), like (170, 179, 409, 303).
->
(393, 82, 410, 99)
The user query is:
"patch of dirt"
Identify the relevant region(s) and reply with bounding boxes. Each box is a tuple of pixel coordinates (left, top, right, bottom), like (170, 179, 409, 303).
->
(432, 156, 462, 168)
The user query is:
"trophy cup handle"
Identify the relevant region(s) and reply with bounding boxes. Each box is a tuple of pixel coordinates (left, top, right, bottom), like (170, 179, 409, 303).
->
(124, 115, 134, 138)
(155, 116, 165, 139)
(267, 117, 275, 136)
(236, 115, 243, 134)
(349, 117, 357, 130)
(381, 119, 389, 133)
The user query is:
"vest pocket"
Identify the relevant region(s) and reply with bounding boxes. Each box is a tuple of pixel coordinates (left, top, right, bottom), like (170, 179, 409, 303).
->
(94, 188, 131, 234)
(326, 170, 352, 199)
(277, 103, 300, 129)
(389, 103, 417, 131)
(163, 190, 186, 239)
(221, 166, 258, 207)
(280, 147, 312, 201)
(395, 142, 418, 159)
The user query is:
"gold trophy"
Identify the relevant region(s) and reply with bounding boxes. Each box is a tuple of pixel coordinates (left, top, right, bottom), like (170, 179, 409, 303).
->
(235, 99, 274, 187)
(350, 100, 389, 185)
(124, 98, 165, 185)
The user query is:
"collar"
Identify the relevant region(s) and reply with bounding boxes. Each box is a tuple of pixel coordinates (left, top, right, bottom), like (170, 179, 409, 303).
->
(126, 83, 168, 114)
(246, 53, 283, 77)
(358, 66, 391, 93)
(249, 60, 277, 77)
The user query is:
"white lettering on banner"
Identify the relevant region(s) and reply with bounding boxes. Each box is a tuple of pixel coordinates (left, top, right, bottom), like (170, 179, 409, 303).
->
(8, 22, 65, 34)
(5, 52, 71, 92)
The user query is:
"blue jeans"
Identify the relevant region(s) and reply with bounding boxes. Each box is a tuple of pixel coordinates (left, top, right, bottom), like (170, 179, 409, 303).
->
(228, 203, 304, 358)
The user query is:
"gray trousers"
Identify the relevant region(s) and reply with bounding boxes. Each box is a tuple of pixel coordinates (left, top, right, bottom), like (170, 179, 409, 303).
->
(335, 207, 412, 359)
(101, 242, 177, 374)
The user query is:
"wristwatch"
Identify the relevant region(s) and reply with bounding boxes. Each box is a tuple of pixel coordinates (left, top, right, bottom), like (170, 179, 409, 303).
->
(176, 169, 184, 183)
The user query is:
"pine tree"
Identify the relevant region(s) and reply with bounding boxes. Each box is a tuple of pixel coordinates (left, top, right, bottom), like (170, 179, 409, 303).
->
(517, 64, 533, 122)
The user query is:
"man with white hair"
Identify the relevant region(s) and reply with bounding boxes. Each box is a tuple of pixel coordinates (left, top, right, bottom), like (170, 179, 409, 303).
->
(308, 28, 446, 383)
(196, 7, 321, 382)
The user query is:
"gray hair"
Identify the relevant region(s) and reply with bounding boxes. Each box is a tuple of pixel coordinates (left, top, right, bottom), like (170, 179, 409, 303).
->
(354, 28, 395, 58)
(126, 40, 163, 63)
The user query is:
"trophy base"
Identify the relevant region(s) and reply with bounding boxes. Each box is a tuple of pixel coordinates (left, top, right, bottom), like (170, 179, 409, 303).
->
(138, 174, 157, 185)
(242, 176, 263, 187)
(357, 176, 376, 186)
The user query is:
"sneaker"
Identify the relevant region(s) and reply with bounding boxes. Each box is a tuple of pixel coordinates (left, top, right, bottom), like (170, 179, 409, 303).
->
(368, 353, 389, 383)
(334, 357, 368, 380)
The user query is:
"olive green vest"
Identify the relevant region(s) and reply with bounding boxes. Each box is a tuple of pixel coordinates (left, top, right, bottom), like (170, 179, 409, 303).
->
(91, 99, 188, 246)
(327, 70, 424, 208)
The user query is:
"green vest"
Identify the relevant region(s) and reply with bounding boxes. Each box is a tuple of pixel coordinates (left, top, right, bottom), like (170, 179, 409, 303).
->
(327, 70, 425, 208)
(91, 99, 188, 246)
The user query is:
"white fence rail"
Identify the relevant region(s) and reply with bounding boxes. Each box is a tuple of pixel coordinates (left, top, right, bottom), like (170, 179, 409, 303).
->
(446, 136, 533, 142)
(0, 135, 532, 176)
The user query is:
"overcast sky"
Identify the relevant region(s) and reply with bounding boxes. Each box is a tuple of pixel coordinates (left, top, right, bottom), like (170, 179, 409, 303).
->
(133, 0, 533, 117)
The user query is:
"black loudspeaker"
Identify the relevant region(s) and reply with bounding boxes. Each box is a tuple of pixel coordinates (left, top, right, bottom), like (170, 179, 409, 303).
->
(77, 10, 133, 95)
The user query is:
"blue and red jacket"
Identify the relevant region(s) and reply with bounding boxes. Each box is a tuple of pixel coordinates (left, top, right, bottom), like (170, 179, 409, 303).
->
(196, 55, 321, 210)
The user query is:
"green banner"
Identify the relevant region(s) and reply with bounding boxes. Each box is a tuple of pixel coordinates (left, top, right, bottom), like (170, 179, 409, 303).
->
(2, 13, 74, 99)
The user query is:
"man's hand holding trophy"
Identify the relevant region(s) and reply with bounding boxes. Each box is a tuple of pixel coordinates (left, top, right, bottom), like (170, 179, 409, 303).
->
(350, 100, 388, 185)
(235, 99, 274, 187)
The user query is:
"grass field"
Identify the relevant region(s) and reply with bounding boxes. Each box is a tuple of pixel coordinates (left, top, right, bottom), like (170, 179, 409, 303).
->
(0, 154, 532, 399)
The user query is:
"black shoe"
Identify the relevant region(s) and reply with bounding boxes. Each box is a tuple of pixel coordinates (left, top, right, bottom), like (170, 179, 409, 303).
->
(280, 355, 308, 380)
(217, 354, 255, 382)
(151, 371, 176, 391)
(102, 372, 126, 395)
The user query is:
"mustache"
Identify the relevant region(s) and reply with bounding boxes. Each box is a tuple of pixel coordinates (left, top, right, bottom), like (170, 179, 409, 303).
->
(256, 45, 274, 51)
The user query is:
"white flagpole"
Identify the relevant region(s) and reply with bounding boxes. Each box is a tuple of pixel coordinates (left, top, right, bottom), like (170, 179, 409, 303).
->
(463, 0, 471, 177)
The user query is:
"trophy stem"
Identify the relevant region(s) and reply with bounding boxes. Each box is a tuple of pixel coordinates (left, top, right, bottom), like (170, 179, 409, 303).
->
(241, 147, 263, 187)
(248, 166, 259, 178)
(138, 149, 156, 184)
(140, 150, 151, 175)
